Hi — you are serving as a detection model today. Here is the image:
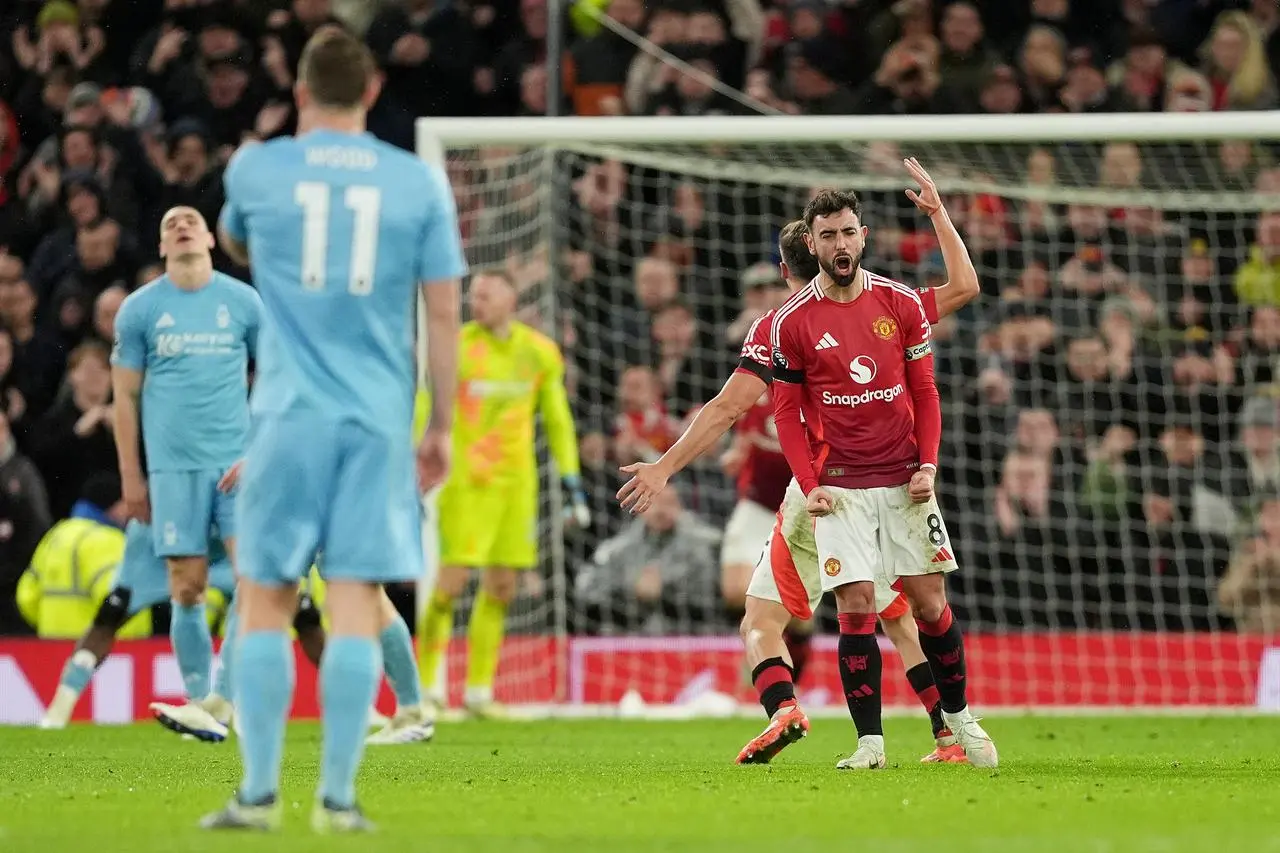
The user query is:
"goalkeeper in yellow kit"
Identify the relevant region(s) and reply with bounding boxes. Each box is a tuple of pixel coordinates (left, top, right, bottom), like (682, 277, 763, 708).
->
(418, 269, 587, 716)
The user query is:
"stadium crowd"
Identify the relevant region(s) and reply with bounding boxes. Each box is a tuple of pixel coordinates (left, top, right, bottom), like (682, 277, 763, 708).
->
(0, 0, 1278, 640)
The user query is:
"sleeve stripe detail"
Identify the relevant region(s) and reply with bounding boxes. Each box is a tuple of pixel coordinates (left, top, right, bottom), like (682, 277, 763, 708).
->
(769, 281, 819, 352)
(870, 270, 925, 309)
(741, 314, 765, 347)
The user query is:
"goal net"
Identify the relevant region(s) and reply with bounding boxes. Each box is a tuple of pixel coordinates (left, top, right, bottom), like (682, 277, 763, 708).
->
(417, 113, 1280, 716)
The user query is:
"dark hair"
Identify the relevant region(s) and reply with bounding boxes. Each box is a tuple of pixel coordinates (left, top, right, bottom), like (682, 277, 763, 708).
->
(80, 471, 122, 511)
(68, 338, 110, 371)
(298, 26, 376, 110)
(778, 220, 819, 282)
(803, 189, 862, 229)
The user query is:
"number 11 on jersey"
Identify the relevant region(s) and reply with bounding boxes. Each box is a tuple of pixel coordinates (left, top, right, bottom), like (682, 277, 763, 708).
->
(294, 181, 381, 295)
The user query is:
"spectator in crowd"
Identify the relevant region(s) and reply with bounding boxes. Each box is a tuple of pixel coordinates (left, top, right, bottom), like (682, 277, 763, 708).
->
(15, 472, 124, 639)
(1217, 497, 1280, 632)
(28, 340, 115, 520)
(574, 486, 720, 635)
(0, 410, 52, 636)
(1235, 210, 1280, 307)
(1199, 10, 1278, 111)
(1223, 395, 1280, 519)
(613, 365, 679, 467)
(724, 261, 784, 346)
(366, 0, 477, 118)
(0, 276, 66, 421)
(90, 283, 125, 346)
(936, 1, 1000, 112)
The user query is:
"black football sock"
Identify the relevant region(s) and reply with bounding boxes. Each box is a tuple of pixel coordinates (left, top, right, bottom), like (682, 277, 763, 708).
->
(837, 612, 883, 738)
(916, 604, 968, 714)
(751, 657, 797, 719)
(905, 661, 946, 737)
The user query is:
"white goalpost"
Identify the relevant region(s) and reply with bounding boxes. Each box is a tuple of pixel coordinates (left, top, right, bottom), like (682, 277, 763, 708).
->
(416, 112, 1280, 718)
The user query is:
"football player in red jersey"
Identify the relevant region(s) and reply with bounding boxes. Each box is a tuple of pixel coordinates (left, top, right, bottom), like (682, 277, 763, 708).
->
(768, 161, 997, 770)
(618, 161, 981, 767)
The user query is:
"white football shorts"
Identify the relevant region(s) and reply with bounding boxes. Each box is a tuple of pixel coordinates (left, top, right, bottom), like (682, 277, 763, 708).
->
(815, 483, 958, 594)
(722, 497, 776, 568)
(745, 480, 912, 621)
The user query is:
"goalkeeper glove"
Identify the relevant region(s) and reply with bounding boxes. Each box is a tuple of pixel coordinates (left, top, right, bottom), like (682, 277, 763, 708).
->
(562, 474, 591, 530)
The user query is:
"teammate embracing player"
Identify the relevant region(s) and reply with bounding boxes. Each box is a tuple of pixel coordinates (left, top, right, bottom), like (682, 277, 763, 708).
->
(618, 160, 981, 766)
(769, 164, 996, 770)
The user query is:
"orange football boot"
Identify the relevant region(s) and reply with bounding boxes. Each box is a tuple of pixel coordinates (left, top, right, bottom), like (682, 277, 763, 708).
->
(736, 702, 810, 765)
(920, 728, 969, 763)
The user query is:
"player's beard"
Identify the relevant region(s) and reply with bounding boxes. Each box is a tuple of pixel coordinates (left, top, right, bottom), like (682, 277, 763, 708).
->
(819, 248, 862, 290)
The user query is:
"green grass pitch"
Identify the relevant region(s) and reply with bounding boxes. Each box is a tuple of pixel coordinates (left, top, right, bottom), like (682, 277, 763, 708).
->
(1, 716, 1278, 853)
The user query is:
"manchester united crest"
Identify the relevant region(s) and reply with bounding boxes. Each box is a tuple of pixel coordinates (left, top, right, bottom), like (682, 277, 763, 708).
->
(872, 315, 897, 340)
(823, 557, 842, 577)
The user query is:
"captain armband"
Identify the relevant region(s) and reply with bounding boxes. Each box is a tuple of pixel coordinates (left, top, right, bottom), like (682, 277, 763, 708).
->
(904, 341, 932, 362)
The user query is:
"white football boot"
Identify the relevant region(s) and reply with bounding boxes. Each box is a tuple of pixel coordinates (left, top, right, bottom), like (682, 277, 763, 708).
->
(366, 704, 435, 745)
(151, 700, 229, 743)
(201, 693, 234, 726)
(835, 734, 887, 770)
(943, 707, 998, 768)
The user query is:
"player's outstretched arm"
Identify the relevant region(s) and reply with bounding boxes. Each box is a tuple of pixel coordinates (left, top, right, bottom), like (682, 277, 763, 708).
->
(617, 371, 765, 514)
(904, 157, 980, 320)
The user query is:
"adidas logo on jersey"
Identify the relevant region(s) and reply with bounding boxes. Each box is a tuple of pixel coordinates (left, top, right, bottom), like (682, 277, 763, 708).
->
(156, 313, 176, 329)
(814, 332, 839, 350)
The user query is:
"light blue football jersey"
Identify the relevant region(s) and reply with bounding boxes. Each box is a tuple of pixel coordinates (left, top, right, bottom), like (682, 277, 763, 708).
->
(219, 130, 467, 433)
(111, 273, 260, 472)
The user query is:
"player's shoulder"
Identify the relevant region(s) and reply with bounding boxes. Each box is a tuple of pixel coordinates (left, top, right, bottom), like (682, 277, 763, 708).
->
(866, 269, 924, 311)
(211, 271, 259, 298)
(516, 323, 564, 364)
(120, 276, 166, 314)
(771, 280, 823, 330)
(368, 135, 427, 170)
(359, 135, 442, 189)
(225, 138, 289, 181)
(515, 321, 558, 350)
(744, 307, 777, 343)
(212, 272, 263, 312)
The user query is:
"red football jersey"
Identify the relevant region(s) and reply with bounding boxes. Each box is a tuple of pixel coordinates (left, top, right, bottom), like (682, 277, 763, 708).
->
(734, 312, 774, 381)
(920, 286, 940, 325)
(735, 390, 792, 509)
(770, 271, 936, 490)
(732, 312, 794, 510)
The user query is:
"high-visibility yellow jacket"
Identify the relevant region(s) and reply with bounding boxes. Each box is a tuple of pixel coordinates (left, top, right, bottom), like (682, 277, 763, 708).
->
(17, 518, 150, 639)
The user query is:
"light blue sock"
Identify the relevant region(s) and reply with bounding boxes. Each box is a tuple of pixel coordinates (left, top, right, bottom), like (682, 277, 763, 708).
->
(318, 636, 382, 809)
(211, 603, 239, 701)
(59, 649, 96, 693)
(171, 601, 213, 700)
(234, 631, 294, 804)
(379, 616, 422, 709)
